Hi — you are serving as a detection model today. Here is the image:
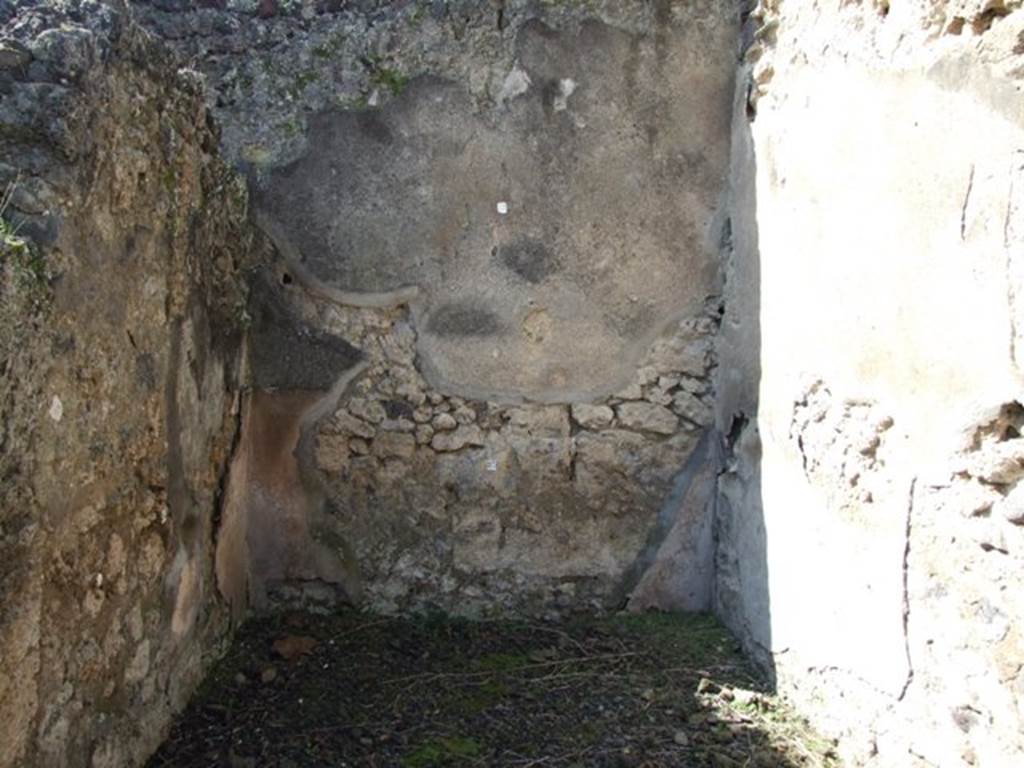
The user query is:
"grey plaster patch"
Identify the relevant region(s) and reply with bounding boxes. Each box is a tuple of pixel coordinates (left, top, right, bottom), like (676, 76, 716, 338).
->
(252, 15, 735, 402)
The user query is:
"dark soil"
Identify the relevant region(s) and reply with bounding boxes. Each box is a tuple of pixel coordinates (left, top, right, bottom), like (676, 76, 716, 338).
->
(149, 610, 838, 768)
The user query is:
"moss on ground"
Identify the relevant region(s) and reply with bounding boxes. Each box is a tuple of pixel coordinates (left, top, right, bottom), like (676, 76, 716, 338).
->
(402, 736, 481, 767)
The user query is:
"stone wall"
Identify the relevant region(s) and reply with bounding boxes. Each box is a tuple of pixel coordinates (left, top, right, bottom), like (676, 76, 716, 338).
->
(304, 295, 722, 614)
(716, 0, 1024, 764)
(0, 2, 257, 765)
(133, 0, 739, 617)
(7, 0, 1022, 765)
(214, 273, 723, 615)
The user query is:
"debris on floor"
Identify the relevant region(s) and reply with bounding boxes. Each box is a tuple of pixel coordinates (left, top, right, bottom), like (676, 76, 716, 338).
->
(149, 610, 838, 767)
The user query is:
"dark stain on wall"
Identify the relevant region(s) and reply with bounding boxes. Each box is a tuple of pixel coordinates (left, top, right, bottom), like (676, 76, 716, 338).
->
(427, 301, 503, 337)
(496, 236, 561, 284)
(356, 110, 394, 145)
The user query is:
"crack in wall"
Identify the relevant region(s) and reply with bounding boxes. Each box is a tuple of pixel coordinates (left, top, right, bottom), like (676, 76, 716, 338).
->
(898, 477, 916, 702)
(960, 162, 975, 241)
(1004, 151, 1023, 372)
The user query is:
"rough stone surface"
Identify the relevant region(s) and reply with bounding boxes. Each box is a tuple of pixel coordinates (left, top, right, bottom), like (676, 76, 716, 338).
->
(127, 0, 728, 618)
(571, 402, 614, 430)
(616, 401, 680, 436)
(132, 0, 736, 403)
(715, 1, 1024, 765)
(0, 2, 259, 766)
(8, 0, 1022, 766)
(213, 267, 719, 616)
(300, 302, 718, 615)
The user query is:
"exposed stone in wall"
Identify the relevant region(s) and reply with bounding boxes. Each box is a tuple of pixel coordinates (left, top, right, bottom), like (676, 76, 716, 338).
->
(131, 0, 736, 402)
(131, 0, 732, 166)
(132, 0, 737, 618)
(0, 2, 259, 765)
(6, 0, 1020, 764)
(716, 0, 1024, 764)
(790, 380, 897, 517)
(323, 305, 720, 614)
(901, 403, 1024, 765)
(228, 270, 723, 614)
(250, 20, 732, 401)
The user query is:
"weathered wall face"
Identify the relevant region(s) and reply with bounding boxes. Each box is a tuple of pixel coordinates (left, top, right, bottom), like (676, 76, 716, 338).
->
(254, 17, 731, 402)
(215, 240, 724, 618)
(134, 0, 738, 616)
(0, 2, 257, 765)
(6, 0, 1023, 764)
(717, 0, 1024, 764)
(306, 299, 722, 613)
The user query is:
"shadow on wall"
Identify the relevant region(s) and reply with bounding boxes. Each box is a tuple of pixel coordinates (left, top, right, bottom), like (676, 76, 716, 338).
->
(712, 53, 773, 682)
(215, 267, 366, 617)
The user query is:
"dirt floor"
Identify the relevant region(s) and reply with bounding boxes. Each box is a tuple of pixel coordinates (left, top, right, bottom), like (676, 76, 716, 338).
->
(148, 609, 838, 768)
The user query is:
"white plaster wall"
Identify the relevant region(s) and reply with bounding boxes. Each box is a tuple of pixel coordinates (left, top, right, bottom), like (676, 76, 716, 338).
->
(716, 2, 1024, 763)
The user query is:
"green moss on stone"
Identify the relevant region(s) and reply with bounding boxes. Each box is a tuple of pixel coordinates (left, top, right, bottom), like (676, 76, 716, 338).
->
(0, 198, 50, 312)
(371, 66, 410, 97)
